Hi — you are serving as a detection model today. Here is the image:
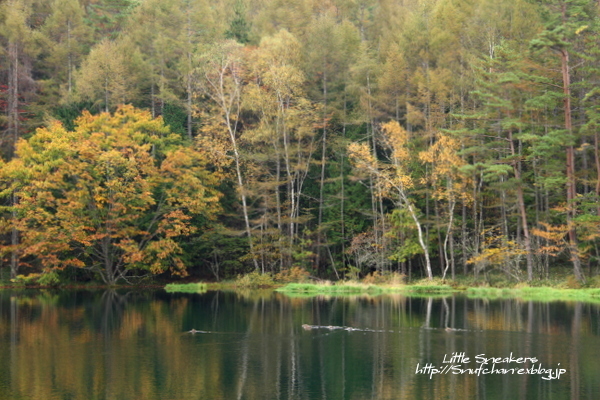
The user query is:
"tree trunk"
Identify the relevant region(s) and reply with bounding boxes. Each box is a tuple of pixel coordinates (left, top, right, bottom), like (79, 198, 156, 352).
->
(104, 78, 109, 112)
(401, 192, 432, 280)
(509, 130, 534, 281)
(441, 179, 455, 280)
(101, 236, 116, 285)
(340, 93, 347, 272)
(205, 56, 260, 271)
(7, 38, 19, 156)
(594, 129, 600, 217)
(186, 8, 193, 140)
(434, 194, 444, 274)
(560, 45, 584, 282)
(66, 19, 73, 94)
(150, 83, 156, 118)
(231, 133, 259, 271)
(8, 31, 20, 274)
(275, 148, 284, 270)
(186, 76, 193, 140)
(316, 66, 327, 271)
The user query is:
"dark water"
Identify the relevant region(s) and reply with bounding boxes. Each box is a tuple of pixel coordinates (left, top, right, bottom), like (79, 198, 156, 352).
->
(0, 290, 599, 400)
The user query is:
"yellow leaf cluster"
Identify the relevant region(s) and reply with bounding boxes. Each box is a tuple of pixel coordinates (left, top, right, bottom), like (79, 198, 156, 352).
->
(531, 222, 568, 256)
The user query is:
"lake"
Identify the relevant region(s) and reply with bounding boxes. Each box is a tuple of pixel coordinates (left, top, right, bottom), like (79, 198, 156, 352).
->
(0, 289, 599, 399)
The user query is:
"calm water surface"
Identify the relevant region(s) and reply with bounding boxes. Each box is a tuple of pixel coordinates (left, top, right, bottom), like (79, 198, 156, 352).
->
(0, 289, 599, 399)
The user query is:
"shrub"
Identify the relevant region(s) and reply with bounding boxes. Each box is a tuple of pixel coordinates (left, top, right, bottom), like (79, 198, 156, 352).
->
(362, 271, 380, 284)
(235, 271, 275, 288)
(588, 275, 600, 288)
(363, 271, 406, 285)
(11, 273, 41, 286)
(37, 271, 61, 286)
(10, 271, 61, 287)
(274, 266, 310, 283)
(565, 275, 581, 289)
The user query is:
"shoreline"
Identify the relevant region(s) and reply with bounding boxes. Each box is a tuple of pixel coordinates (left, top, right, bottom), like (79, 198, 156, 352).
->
(4, 278, 600, 303)
(164, 280, 600, 303)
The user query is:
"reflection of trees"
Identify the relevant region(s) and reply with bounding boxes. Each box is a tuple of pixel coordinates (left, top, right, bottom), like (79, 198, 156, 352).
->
(9, 295, 17, 394)
(570, 302, 581, 400)
(95, 289, 130, 335)
(0, 292, 599, 399)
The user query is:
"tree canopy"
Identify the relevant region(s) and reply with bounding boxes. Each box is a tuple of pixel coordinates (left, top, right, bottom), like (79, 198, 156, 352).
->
(1, 105, 220, 283)
(0, 0, 599, 284)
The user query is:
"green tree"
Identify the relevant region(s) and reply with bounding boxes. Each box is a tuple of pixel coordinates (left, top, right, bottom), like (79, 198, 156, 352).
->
(303, 14, 360, 271)
(120, 0, 186, 119)
(85, 0, 139, 41)
(0, 0, 42, 279)
(225, 0, 251, 44)
(40, 0, 92, 99)
(0, 0, 40, 157)
(530, 0, 599, 282)
(74, 39, 133, 112)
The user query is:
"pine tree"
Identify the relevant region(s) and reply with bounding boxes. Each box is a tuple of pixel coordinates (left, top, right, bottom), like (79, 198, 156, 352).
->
(225, 0, 251, 44)
(531, 0, 599, 282)
(40, 0, 92, 99)
(74, 39, 132, 112)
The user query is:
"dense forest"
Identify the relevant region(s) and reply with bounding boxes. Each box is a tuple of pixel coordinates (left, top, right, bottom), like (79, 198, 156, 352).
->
(0, 0, 599, 284)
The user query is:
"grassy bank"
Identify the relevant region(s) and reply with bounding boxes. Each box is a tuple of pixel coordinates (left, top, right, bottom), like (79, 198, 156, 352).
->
(8, 268, 600, 304)
(273, 282, 457, 299)
(277, 282, 600, 303)
(275, 281, 455, 295)
(164, 282, 208, 293)
(162, 270, 600, 304)
(465, 286, 600, 303)
(275, 282, 387, 295)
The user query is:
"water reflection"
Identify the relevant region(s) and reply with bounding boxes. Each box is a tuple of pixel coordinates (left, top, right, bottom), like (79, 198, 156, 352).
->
(0, 290, 599, 399)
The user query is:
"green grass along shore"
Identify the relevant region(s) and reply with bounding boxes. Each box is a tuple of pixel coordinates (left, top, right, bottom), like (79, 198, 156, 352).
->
(164, 277, 600, 304)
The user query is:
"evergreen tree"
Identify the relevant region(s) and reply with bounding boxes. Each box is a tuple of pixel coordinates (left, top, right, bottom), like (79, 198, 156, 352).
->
(40, 0, 92, 100)
(225, 0, 250, 44)
(531, 0, 599, 282)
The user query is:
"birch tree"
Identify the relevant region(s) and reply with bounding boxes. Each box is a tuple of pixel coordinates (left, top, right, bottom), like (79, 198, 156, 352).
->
(349, 120, 433, 279)
(196, 40, 259, 271)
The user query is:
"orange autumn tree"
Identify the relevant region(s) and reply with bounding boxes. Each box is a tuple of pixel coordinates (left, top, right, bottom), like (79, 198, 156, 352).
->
(1, 105, 221, 284)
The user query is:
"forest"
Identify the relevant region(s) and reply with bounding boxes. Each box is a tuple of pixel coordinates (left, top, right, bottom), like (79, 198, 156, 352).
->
(0, 0, 599, 285)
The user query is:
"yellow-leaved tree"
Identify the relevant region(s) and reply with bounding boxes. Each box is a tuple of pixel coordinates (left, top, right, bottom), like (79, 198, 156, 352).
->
(0, 105, 221, 284)
(419, 131, 471, 279)
(349, 120, 433, 280)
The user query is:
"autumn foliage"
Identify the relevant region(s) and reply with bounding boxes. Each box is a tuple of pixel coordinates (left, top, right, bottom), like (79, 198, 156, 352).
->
(0, 105, 220, 284)
(1, 0, 600, 283)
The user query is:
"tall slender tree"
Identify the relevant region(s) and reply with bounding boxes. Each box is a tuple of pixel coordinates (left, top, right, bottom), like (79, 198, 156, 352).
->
(40, 0, 91, 99)
(531, 0, 598, 282)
